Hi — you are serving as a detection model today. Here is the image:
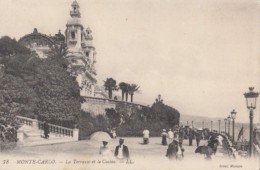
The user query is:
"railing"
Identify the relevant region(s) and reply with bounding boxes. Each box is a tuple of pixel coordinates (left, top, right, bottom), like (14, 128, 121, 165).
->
(38, 121, 74, 138)
(253, 143, 260, 157)
(16, 116, 33, 127)
(16, 116, 79, 141)
(84, 96, 148, 108)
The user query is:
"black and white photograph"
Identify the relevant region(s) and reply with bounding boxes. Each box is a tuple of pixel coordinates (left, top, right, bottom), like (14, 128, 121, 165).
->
(0, 0, 259, 170)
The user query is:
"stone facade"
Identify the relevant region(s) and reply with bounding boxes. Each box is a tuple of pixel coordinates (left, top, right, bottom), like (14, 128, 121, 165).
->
(17, 1, 146, 116)
(65, 0, 97, 97)
(19, 1, 98, 98)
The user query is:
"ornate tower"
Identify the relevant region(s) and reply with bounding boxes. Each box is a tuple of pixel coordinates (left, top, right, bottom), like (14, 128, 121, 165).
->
(65, 0, 97, 97)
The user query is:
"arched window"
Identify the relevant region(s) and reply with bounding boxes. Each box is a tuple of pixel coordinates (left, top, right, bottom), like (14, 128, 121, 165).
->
(71, 32, 75, 39)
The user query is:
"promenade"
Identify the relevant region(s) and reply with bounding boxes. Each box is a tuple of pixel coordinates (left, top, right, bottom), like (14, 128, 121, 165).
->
(1, 137, 258, 170)
(7, 137, 208, 158)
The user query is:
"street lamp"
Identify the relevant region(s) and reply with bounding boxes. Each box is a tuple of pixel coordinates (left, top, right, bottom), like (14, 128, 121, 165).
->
(218, 120, 221, 133)
(224, 118, 227, 135)
(244, 87, 259, 157)
(231, 109, 237, 142)
(192, 120, 193, 128)
(227, 115, 231, 138)
(211, 121, 213, 132)
(202, 121, 204, 129)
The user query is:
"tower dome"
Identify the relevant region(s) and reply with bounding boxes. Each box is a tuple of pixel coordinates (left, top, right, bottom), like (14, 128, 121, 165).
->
(66, 18, 82, 27)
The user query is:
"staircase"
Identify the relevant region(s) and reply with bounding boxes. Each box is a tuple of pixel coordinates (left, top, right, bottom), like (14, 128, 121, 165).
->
(16, 116, 79, 147)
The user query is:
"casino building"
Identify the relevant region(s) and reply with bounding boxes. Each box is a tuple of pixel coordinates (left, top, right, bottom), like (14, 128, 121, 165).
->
(18, 0, 104, 98)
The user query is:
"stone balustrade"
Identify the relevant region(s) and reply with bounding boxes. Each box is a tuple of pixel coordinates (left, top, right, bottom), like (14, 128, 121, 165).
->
(82, 96, 147, 115)
(16, 116, 79, 142)
(38, 121, 76, 139)
(16, 115, 35, 127)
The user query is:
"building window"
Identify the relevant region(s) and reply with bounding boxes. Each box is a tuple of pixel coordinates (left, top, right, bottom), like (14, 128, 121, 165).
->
(86, 52, 89, 57)
(71, 32, 75, 39)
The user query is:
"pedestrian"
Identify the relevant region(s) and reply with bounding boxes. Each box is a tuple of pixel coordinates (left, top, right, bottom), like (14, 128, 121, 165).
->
(114, 138, 130, 160)
(167, 129, 174, 144)
(99, 141, 113, 158)
(143, 128, 149, 144)
(178, 128, 184, 148)
(43, 121, 49, 139)
(188, 128, 194, 146)
(166, 138, 184, 160)
(112, 128, 117, 139)
(195, 131, 202, 147)
(161, 129, 168, 145)
(173, 126, 179, 138)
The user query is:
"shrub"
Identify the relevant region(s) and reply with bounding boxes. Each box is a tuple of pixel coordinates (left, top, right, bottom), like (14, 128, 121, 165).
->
(0, 141, 17, 151)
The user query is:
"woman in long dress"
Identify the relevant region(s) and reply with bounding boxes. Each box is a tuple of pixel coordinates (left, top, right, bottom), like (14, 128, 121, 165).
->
(99, 141, 113, 158)
(161, 129, 168, 145)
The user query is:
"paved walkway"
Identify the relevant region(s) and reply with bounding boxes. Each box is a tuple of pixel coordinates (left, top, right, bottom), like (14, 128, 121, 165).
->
(0, 137, 257, 170)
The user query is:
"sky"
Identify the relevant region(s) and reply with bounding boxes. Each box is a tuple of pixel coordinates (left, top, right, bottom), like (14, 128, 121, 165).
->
(1, 0, 259, 123)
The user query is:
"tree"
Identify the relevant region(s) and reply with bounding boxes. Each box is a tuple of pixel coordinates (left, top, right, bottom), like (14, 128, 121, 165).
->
(125, 83, 130, 102)
(103, 78, 117, 99)
(151, 95, 180, 128)
(128, 84, 140, 103)
(47, 45, 68, 69)
(118, 82, 128, 101)
(0, 36, 30, 56)
(34, 57, 82, 128)
(0, 74, 37, 118)
(105, 108, 121, 128)
(155, 94, 163, 104)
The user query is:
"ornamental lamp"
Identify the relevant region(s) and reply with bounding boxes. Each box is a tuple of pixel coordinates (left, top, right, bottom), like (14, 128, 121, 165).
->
(227, 115, 231, 121)
(231, 109, 237, 119)
(244, 87, 259, 110)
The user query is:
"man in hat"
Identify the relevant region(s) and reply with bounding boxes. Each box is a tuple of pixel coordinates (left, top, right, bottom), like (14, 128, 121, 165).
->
(43, 121, 49, 139)
(114, 138, 130, 160)
(188, 128, 194, 146)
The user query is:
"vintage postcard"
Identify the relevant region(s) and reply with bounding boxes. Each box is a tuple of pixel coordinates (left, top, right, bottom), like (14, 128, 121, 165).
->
(0, 0, 259, 170)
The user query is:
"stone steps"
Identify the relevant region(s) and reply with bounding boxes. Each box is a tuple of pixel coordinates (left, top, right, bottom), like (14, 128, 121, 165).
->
(19, 125, 76, 147)
(22, 136, 75, 147)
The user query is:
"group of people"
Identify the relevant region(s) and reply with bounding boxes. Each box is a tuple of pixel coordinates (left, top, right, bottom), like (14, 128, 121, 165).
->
(161, 128, 184, 147)
(188, 129, 203, 147)
(142, 127, 185, 160)
(163, 128, 185, 160)
(99, 138, 130, 161)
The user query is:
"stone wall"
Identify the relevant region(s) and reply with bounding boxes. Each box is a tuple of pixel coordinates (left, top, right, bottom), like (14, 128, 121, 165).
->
(81, 96, 146, 116)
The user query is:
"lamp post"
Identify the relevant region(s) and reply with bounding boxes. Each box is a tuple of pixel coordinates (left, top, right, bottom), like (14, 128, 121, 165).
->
(202, 121, 204, 129)
(224, 118, 227, 135)
(227, 115, 231, 138)
(231, 109, 237, 142)
(210, 121, 213, 132)
(192, 120, 193, 128)
(218, 120, 221, 133)
(244, 87, 259, 157)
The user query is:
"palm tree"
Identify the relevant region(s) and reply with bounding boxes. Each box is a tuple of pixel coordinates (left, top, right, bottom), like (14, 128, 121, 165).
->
(103, 78, 117, 99)
(47, 45, 68, 68)
(125, 83, 130, 102)
(128, 84, 140, 103)
(118, 82, 128, 101)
